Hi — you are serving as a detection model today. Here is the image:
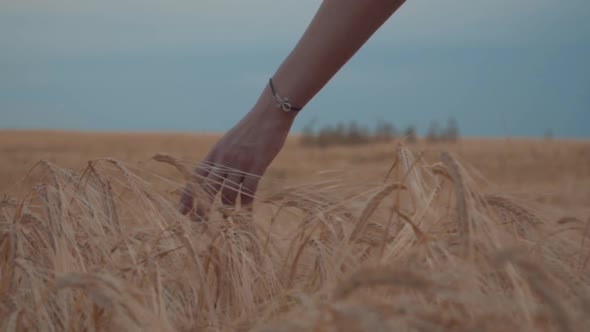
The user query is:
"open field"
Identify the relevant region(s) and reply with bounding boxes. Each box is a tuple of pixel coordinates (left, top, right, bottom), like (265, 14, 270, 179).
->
(2, 131, 589, 210)
(1, 131, 590, 331)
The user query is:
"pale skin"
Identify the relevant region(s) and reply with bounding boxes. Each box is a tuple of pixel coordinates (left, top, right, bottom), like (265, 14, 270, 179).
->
(179, 0, 407, 216)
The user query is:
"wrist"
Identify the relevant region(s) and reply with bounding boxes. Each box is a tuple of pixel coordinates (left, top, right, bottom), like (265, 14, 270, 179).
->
(251, 83, 298, 126)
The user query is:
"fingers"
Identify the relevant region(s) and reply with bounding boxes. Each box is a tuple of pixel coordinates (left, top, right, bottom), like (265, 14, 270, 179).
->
(240, 176, 260, 207)
(178, 184, 194, 215)
(178, 159, 261, 218)
(221, 173, 243, 206)
(201, 165, 226, 201)
(188, 164, 225, 221)
(178, 162, 209, 215)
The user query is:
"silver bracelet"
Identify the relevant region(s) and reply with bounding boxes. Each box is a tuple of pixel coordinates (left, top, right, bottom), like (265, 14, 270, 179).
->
(269, 78, 302, 112)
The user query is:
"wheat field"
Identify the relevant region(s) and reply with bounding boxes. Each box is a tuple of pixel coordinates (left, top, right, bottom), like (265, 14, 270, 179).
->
(1, 131, 590, 331)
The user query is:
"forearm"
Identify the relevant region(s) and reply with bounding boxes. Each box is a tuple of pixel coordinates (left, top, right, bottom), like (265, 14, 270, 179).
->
(271, 0, 406, 112)
(183, 1, 407, 211)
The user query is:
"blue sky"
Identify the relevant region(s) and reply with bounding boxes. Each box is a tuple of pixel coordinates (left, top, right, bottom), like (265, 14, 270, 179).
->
(1, 0, 589, 137)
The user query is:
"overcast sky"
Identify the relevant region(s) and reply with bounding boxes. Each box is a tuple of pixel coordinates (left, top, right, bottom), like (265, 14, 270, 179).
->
(1, 0, 589, 137)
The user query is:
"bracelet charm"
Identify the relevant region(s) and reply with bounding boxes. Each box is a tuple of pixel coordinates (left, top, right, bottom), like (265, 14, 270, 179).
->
(269, 78, 302, 113)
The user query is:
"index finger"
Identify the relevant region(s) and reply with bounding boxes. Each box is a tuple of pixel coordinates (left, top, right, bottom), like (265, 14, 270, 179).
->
(178, 162, 210, 215)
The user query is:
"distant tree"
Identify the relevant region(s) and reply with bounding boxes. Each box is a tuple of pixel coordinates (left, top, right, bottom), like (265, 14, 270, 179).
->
(346, 121, 370, 145)
(374, 120, 397, 142)
(404, 125, 417, 144)
(317, 125, 335, 148)
(335, 122, 346, 139)
(544, 129, 554, 141)
(426, 121, 441, 142)
(300, 121, 316, 147)
(299, 120, 420, 147)
(443, 117, 460, 142)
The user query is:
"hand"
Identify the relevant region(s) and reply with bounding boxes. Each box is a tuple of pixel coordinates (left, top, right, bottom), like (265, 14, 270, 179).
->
(177, 0, 406, 219)
(178, 102, 295, 217)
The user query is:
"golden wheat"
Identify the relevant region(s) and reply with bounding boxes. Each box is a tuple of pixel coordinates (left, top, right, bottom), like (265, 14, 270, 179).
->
(1, 139, 589, 331)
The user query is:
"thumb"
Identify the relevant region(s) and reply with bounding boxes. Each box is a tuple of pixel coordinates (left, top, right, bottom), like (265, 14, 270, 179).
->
(240, 176, 260, 208)
(178, 183, 194, 215)
(178, 163, 210, 215)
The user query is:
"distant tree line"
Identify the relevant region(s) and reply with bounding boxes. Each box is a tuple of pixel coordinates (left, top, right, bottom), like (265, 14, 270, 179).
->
(425, 118, 460, 143)
(300, 118, 459, 148)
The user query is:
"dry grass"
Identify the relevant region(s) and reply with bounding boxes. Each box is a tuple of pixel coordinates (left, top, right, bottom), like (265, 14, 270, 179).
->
(1, 131, 590, 331)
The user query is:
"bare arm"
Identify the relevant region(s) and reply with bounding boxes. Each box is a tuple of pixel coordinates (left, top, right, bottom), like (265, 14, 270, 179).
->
(274, 0, 406, 111)
(180, 0, 407, 216)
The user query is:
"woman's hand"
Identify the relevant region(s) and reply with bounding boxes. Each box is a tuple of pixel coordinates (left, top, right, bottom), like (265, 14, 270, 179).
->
(178, 0, 407, 217)
(178, 99, 296, 216)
